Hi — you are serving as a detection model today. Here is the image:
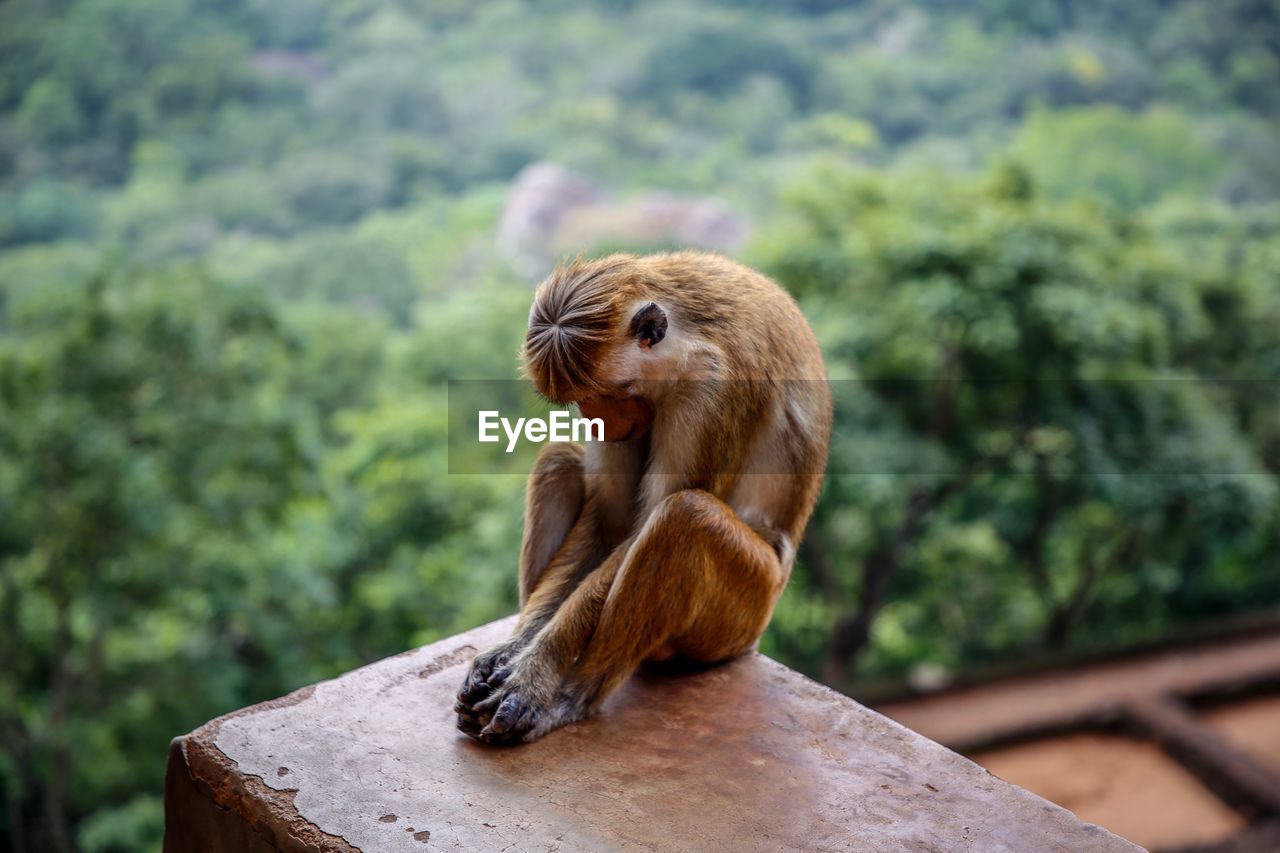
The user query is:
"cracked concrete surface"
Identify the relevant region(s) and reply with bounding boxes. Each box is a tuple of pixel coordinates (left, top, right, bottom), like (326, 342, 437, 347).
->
(166, 617, 1140, 852)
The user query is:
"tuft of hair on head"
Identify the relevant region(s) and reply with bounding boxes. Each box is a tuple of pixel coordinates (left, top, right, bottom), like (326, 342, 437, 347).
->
(524, 256, 637, 402)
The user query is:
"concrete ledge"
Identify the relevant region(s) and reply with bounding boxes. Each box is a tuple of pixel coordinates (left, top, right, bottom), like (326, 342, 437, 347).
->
(164, 617, 1139, 851)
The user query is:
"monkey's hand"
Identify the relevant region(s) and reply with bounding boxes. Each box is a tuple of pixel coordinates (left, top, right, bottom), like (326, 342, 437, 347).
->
(455, 644, 579, 745)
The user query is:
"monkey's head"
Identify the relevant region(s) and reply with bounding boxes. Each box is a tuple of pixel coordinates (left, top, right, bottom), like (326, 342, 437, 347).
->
(524, 256, 670, 441)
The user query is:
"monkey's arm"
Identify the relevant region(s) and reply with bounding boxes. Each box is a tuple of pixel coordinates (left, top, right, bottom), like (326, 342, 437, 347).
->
(457, 442, 623, 708)
(459, 489, 786, 744)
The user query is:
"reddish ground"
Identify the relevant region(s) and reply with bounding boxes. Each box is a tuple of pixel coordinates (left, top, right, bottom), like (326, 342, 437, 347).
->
(877, 630, 1280, 750)
(1204, 694, 1280, 774)
(876, 626, 1280, 850)
(972, 733, 1245, 850)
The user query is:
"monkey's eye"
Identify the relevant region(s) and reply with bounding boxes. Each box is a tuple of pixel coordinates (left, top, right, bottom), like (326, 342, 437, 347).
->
(628, 302, 667, 349)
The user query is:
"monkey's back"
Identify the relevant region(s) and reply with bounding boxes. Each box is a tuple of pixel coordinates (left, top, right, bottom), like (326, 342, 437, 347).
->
(644, 252, 827, 382)
(640, 252, 832, 553)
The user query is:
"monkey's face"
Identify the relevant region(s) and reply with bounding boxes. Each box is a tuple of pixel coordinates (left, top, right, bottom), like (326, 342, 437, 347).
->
(571, 299, 666, 440)
(525, 259, 671, 441)
(575, 393, 653, 442)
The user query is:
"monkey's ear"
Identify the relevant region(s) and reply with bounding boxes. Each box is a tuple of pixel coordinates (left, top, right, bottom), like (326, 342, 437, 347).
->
(628, 302, 667, 349)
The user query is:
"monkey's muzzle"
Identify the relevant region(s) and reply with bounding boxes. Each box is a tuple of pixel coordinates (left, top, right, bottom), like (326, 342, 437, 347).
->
(575, 395, 654, 442)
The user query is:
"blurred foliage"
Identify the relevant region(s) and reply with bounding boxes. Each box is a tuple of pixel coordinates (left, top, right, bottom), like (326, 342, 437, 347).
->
(754, 164, 1280, 681)
(1010, 106, 1222, 208)
(1, 263, 528, 852)
(0, 0, 1277, 849)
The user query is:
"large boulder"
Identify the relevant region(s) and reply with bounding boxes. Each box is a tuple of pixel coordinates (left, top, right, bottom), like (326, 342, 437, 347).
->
(495, 163, 603, 278)
(496, 162, 748, 279)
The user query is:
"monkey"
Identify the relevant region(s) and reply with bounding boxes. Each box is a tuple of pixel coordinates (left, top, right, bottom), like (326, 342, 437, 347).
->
(455, 251, 831, 745)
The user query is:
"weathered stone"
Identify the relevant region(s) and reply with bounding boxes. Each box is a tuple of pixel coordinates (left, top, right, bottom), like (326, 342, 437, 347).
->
(165, 617, 1139, 852)
(551, 191, 747, 261)
(495, 162, 748, 280)
(496, 163, 602, 278)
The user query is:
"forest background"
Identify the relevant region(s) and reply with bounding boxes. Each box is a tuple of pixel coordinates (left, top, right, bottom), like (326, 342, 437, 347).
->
(2, 1, 1278, 849)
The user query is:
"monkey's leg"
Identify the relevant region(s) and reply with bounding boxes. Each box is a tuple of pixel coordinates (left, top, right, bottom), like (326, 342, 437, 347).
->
(456, 524, 602, 716)
(457, 443, 605, 722)
(518, 442, 585, 605)
(567, 489, 785, 711)
(471, 489, 785, 744)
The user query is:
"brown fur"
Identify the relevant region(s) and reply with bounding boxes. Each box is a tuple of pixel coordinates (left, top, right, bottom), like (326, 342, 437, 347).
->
(456, 251, 831, 744)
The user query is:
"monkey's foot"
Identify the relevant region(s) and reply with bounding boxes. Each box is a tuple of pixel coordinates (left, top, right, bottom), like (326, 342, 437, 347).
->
(459, 684, 589, 746)
(456, 652, 589, 745)
(521, 693, 591, 743)
(456, 641, 520, 711)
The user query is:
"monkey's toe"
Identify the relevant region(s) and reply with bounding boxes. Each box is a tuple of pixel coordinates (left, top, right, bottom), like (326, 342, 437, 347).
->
(457, 645, 517, 710)
(487, 664, 512, 687)
(486, 694, 530, 732)
(479, 693, 541, 744)
(455, 696, 495, 740)
(457, 678, 493, 706)
(456, 711, 484, 737)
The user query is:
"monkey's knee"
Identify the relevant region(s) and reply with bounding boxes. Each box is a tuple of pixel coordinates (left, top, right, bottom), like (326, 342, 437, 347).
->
(641, 489, 733, 544)
(520, 443, 586, 600)
(594, 488, 785, 634)
(641, 490, 785, 655)
(645, 490, 782, 578)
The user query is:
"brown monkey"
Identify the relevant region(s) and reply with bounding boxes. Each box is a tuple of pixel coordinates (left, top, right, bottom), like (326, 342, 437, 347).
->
(456, 251, 831, 744)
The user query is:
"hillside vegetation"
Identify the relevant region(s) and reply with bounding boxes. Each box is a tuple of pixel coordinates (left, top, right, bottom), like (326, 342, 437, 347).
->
(1, 1, 1278, 849)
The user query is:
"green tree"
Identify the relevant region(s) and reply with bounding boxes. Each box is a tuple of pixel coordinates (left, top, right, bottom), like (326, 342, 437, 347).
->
(758, 164, 1278, 686)
(0, 265, 349, 850)
(1009, 106, 1223, 208)
(16, 79, 86, 147)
